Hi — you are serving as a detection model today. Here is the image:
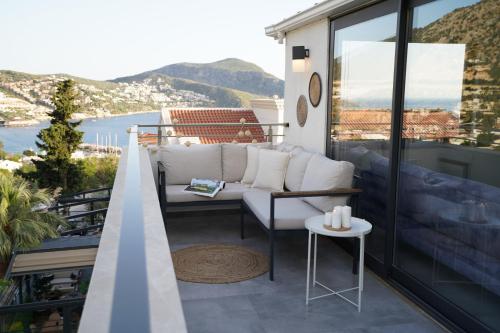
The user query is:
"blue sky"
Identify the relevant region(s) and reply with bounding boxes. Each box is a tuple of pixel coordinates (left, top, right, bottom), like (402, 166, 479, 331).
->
(1, 0, 316, 80)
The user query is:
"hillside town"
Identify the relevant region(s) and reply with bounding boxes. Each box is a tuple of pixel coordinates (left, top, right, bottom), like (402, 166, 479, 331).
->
(0, 74, 213, 126)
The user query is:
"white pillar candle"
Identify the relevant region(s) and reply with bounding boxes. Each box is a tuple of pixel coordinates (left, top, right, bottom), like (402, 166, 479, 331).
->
(331, 206, 342, 229)
(342, 206, 352, 228)
(324, 212, 332, 227)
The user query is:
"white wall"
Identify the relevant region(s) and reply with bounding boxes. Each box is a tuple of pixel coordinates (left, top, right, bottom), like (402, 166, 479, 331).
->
(283, 19, 330, 154)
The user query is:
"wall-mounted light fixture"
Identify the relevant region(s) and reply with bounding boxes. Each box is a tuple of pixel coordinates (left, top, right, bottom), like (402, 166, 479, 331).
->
(292, 46, 309, 73)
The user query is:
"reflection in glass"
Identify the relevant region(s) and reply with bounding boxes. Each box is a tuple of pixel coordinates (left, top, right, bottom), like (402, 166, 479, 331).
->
(330, 12, 397, 261)
(395, 0, 500, 330)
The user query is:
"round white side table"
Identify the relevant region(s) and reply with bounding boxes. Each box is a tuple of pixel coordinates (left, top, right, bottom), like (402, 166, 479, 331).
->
(305, 215, 372, 312)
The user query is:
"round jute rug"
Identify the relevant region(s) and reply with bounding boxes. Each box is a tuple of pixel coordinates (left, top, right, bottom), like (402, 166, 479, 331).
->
(172, 244, 268, 284)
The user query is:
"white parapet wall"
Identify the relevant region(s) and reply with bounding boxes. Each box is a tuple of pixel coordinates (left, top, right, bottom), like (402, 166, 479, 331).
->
(79, 143, 186, 333)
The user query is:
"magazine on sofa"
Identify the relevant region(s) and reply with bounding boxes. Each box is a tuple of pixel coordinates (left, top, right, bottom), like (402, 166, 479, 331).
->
(184, 178, 226, 198)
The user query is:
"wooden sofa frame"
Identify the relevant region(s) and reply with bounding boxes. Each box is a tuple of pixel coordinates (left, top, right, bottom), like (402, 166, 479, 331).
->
(158, 161, 362, 281)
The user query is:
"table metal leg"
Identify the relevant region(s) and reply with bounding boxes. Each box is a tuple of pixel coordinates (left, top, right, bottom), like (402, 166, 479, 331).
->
(306, 230, 312, 305)
(313, 233, 318, 286)
(358, 235, 365, 312)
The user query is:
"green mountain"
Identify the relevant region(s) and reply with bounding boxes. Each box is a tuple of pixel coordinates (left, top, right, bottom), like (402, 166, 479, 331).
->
(412, 0, 499, 83)
(113, 72, 264, 108)
(113, 58, 284, 100)
(0, 59, 282, 122)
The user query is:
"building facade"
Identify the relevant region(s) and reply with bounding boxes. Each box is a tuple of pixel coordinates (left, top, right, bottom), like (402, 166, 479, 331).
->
(266, 0, 499, 331)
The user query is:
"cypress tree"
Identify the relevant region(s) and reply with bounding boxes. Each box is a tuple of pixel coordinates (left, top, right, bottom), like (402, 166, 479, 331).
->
(35, 79, 83, 191)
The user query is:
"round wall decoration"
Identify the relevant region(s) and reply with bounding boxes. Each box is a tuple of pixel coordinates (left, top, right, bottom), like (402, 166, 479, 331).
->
(308, 72, 322, 107)
(297, 95, 308, 127)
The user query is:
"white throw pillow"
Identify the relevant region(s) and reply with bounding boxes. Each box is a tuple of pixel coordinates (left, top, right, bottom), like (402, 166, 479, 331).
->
(285, 148, 313, 191)
(241, 146, 261, 184)
(301, 154, 355, 212)
(252, 149, 290, 192)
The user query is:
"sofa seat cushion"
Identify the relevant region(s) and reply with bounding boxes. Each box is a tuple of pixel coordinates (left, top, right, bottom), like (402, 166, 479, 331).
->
(243, 189, 322, 230)
(166, 183, 253, 202)
(161, 144, 222, 185)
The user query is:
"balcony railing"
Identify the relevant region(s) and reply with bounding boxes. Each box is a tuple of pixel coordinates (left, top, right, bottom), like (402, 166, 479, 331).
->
(77, 121, 290, 331)
(78, 126, 186, 332)
(0, 297, 86, 333)
(137, 122, 289, 145)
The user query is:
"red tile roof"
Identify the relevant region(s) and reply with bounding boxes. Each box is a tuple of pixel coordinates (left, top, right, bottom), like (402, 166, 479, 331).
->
(166, 108, 266, 144)
(138, 132, 158, 145)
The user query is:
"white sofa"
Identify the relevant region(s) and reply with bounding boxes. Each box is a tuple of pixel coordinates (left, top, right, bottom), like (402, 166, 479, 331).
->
(157, 142, 361, 280)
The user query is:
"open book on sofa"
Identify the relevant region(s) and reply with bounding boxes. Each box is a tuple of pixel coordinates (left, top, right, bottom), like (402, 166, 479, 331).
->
(184, 178, 226, 198)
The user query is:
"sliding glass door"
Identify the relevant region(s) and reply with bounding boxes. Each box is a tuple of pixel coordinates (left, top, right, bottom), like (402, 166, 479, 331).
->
(329, 1, 397, 263)
(329, 0, 499, 331)
(394, 0, 500, 330)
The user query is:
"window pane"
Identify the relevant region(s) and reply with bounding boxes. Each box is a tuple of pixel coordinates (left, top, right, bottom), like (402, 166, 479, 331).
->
(395, 0, 500, 329)
(330, 11, 397, 261)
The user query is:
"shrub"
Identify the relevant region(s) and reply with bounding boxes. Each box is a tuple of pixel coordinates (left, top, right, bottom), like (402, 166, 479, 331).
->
(80, 156, 119, 190)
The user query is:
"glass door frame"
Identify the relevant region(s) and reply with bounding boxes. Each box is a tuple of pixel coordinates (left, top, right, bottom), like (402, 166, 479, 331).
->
(327, 1, 496, 332)
(326, 0, 399, 279)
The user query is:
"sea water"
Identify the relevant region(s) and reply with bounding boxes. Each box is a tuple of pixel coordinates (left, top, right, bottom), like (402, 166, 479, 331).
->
(0, 112, 161, 153)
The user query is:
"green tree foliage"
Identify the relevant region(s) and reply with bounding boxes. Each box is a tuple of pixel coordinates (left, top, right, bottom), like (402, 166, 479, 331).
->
(0, 141, 6, 160)
(22, 149, 36, 157)
(0, 173, 65, 260)
(80, 156, 118, 190)
(35, 80, 84, 192)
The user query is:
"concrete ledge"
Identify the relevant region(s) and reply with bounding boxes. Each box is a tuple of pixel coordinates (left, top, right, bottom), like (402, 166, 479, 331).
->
(79, 147, 186, 332)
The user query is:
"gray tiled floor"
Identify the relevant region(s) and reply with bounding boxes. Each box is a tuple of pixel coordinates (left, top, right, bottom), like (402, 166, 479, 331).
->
(167, 211, 446, 333)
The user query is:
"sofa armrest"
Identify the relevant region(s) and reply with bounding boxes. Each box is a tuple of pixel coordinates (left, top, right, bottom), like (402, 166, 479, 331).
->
(157, 161, 166, 183)
(267, 188, 362, 234)
(157, 160, 166, 174)
(157, 161, 167, 211)
(271, 188, 362, 199)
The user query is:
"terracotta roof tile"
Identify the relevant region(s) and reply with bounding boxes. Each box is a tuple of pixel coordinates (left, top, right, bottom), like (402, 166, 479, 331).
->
(167, 108, 266, 143)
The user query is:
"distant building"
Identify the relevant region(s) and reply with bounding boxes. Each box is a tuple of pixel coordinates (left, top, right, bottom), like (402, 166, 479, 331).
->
(250, 98, 284, 144)
(0, 160, 22, 171)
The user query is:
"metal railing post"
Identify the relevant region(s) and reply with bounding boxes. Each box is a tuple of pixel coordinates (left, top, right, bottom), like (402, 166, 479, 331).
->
(267, 125, 273, 143)
(157, 126, 162, 146)
(90, 201, 95, 225)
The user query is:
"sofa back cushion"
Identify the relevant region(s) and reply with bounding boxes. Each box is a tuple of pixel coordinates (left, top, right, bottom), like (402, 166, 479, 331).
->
(252, 149, 290, 192)
(161, 144, 222, 184)
(276, 142, 297, 153)
(285, 148, 313, 191)
(301, 154, 355, 212)
(221, 143, 247, 182)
